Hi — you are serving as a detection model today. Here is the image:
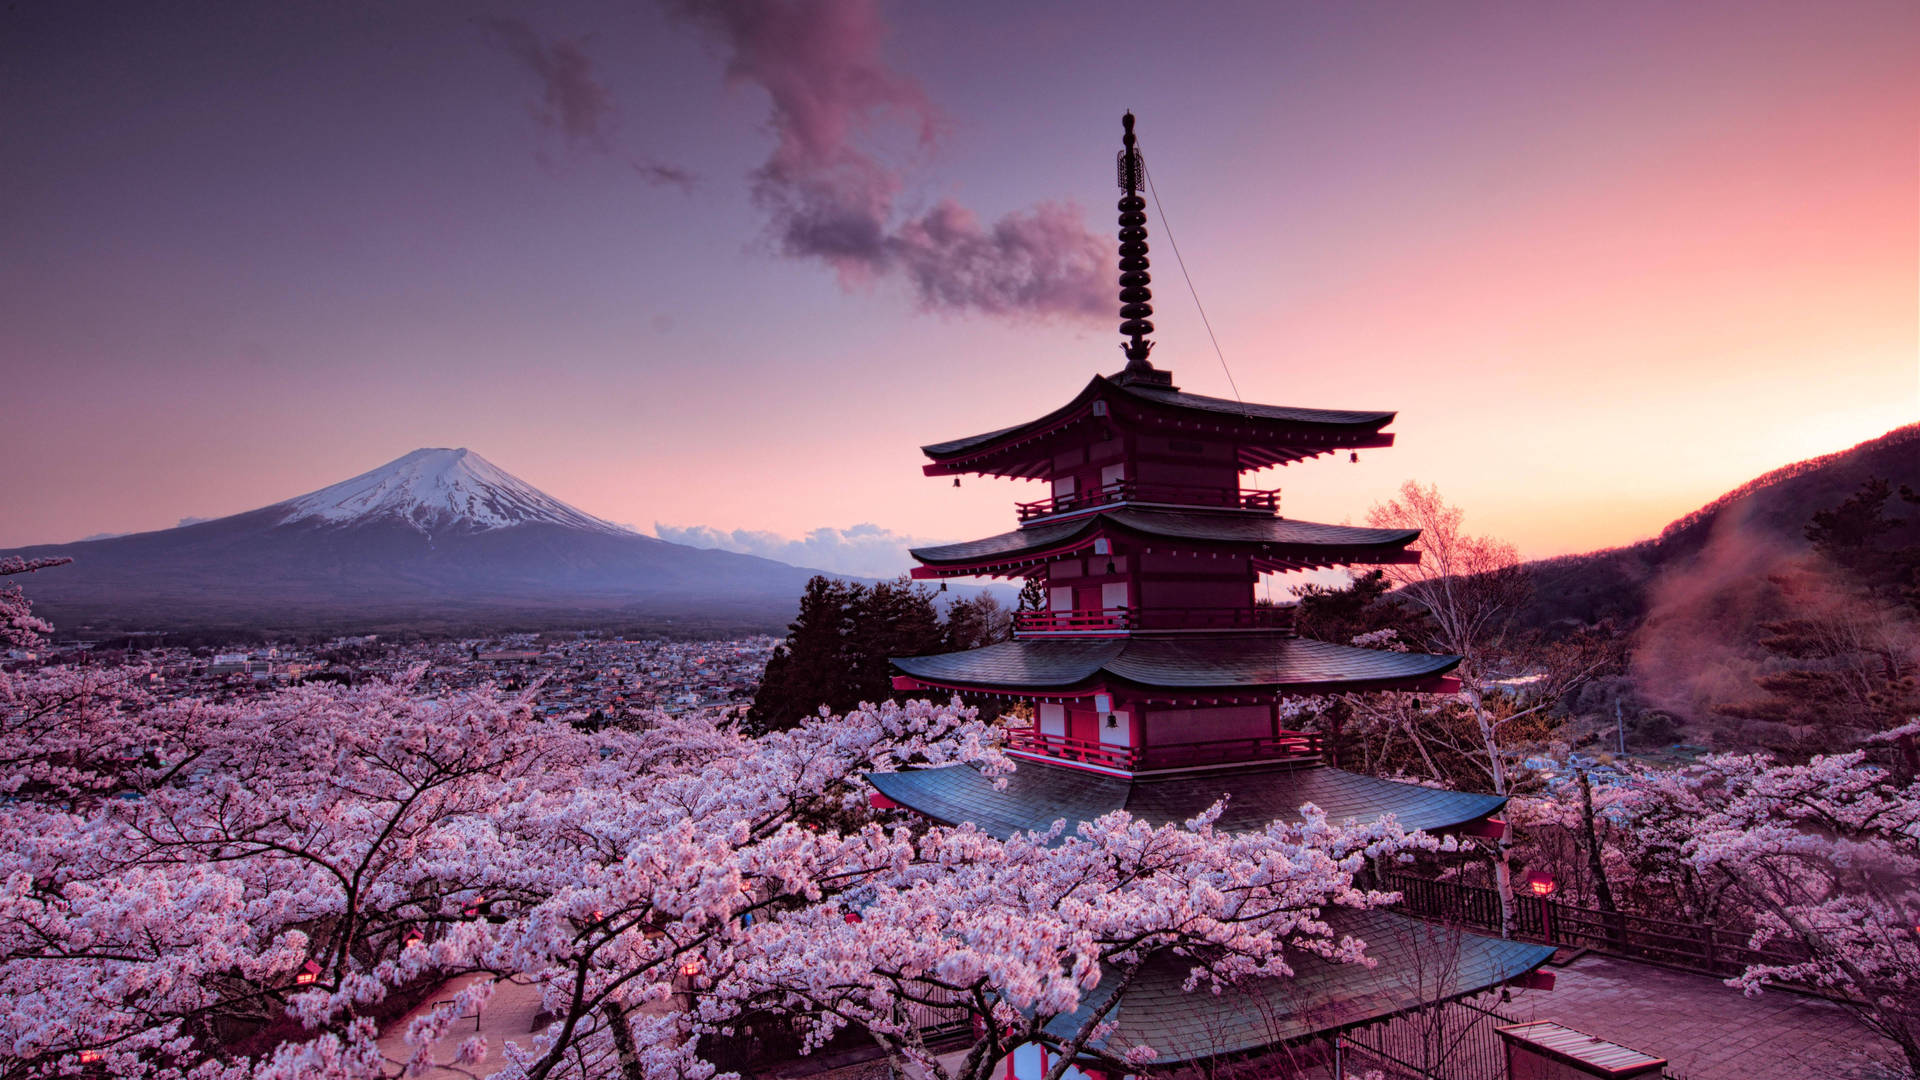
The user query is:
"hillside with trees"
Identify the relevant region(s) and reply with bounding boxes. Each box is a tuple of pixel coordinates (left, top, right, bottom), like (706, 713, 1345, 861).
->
(1519, 424, 1920, 631)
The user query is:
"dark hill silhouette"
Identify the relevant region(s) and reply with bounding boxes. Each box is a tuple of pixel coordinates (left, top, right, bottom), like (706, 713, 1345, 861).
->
(1521, 424, 1920, 629)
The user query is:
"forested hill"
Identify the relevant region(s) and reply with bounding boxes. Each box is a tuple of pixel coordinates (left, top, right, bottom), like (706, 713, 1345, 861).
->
(1520, 423, 1920, 629)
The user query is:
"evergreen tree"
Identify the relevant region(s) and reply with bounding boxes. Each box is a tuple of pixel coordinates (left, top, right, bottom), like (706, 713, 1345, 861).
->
(1016, 575, 1046, 613)
(748, 576, 858, 732)
(1292, 569, 1435, 646)
(1807, 477, 1920, 612)
(846, 578, 945, 705)
(749, 576, 946, 733)
(942, 592, 1011, 651)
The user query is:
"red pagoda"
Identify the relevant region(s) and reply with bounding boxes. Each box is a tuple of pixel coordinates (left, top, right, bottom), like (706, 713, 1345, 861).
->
(870, 113, 1553, 1072)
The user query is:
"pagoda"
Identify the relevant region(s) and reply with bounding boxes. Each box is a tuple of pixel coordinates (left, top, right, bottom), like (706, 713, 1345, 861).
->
(870, 113, 1554, 1072)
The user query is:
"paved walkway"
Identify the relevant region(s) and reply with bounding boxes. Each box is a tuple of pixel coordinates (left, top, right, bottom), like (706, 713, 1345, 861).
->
(374, 973, 549, 1078)
(1500, 953, 1904, 1080)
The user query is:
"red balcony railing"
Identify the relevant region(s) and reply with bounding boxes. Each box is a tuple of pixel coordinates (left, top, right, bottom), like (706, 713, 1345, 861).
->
(1013, 607, 1134, 634)
(1003, 727, 1322, 771)
(1016, 480, 1279, 522)
(1014, 606, 1295, 635)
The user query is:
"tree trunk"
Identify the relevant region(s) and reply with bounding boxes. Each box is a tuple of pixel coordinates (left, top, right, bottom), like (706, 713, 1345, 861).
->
(602, 1001, 647, 1080)
(1578, 768, 1625, 951)
(1464, 680, 1517, 938)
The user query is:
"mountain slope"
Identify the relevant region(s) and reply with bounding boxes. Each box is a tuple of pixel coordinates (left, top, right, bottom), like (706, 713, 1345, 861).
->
(2, 449, 836, 636)
(1522, 423, 1920, 629)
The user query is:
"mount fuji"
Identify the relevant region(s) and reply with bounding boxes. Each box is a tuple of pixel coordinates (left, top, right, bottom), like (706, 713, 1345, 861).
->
(3, 449, 838, 636)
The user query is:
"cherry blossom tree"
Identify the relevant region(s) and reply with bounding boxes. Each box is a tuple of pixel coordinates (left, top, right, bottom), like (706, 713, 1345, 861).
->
(1640, 751, 1920, 1076)
(717, 805, 1444, 1080)
(0, 556, 70, 650)
(0, 566, 1448, 1080)
(1367, 483, 1618, 935)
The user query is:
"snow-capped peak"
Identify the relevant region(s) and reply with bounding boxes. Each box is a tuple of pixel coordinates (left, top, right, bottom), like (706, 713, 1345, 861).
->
(277, 448, 630, 534)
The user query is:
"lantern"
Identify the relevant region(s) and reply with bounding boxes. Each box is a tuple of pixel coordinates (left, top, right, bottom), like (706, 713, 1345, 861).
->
(680, 958, 704, 979)
(1523, 870, 1556, 897)
(79, 1051, 102, 1064)
(295, 959, 321, 985)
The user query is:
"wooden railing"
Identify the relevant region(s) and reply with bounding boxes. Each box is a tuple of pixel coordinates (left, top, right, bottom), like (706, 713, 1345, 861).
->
(1376, 871, 1810, 982)
(1014, 607, 1135, 634)
(1014, 605, 1294, 635)
(1015, 480, 1280, 522)
(1004, 728, 1322, 771)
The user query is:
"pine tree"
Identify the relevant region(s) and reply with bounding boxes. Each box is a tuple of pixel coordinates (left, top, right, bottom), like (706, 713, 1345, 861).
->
(748, 576, 857, 732)
(749, 577, 947, 733)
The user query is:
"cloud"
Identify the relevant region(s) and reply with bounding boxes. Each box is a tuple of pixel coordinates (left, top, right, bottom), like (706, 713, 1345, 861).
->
(483, 17, 699, 191)
(480, 18, 617, 148)
(664, 0, 1109, 320)
(632, 158, 698, 192)
(654, 521, 931, 578)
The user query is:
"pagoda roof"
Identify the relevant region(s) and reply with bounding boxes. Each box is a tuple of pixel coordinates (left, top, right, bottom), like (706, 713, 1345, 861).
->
(891, 636, 1460, 695)
(909, 508, 1418, 577)
(1047, 907, 1555, 1065)
(866, 757, 1504, 838)
(921, 374, 1396, 478)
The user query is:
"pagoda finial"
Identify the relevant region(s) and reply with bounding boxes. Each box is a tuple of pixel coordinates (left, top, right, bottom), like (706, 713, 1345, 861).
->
(1116, 112, 1154, 370)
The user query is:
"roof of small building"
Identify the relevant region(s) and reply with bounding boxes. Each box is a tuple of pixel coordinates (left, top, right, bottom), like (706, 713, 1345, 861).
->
(867, 757, 1505, 837)
(909, 508, 1418, 569)
(1495, 1021, 1668, 1076)
(1045, 908, 1556, 1065)
(920, 374, 1396, 475)
(891, 635, 1460, 694)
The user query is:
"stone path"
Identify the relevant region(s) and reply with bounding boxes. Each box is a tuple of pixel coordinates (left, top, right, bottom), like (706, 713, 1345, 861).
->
(1499, 952, 1904, 1080)
(373, 973, 549, 1078)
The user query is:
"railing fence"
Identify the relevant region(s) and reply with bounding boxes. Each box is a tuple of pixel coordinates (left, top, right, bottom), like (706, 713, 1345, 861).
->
(1375, 871, 1808, 983)
(1338, 996, 1517, 1080)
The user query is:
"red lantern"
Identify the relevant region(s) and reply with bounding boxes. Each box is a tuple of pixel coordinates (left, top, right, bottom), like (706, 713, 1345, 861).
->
(1523, 870, 1556, 897)
(79, 1051, 102, 1064)
(843, 910, 863, 924)
(295, 959, 322, 985)
(680, 958, 703, 978)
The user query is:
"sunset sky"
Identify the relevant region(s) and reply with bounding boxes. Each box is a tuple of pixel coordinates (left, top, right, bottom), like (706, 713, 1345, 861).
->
(4, 1, 1915, 575)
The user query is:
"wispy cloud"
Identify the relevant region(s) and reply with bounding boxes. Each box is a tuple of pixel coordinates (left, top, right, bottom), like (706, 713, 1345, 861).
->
(654, 521, 932, 578)
(480, 18, 617, 148)
(633, 159, 698, 192)
(482, 17, 698, 189)
(664, 0, 1108, 320)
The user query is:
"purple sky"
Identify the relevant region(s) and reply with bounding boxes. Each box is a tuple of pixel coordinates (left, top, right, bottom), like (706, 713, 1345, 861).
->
(4, 1, 1916, 574)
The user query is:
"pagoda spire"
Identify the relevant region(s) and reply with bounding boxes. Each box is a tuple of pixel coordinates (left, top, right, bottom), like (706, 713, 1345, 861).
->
(1114, 112, 1170, 386)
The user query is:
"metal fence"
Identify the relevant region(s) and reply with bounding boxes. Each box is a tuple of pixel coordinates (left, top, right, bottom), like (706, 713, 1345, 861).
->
(1338, 996, 1692, 1080)
(1376, 871, 1807, 982)
(1338, 997, 1518, 1080)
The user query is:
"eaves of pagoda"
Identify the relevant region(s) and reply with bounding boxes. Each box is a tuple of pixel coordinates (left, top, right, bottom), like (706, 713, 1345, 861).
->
(889, 636, 1462, 698)
(919, 374, 1398, 479)
(906, 508, 1420, 580)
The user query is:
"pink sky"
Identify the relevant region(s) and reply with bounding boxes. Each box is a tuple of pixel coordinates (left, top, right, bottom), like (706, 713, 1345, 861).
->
(2, 1, 1914, 570)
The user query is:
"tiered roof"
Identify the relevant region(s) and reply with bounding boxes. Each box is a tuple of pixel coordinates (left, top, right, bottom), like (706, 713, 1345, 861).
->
(1049, 909, 1554, 1065)
(891, 636, 1459, 697)
(869, 757, 1504, 838)
(920, 374, 1397, 479)
(909, 509, 1419, 578)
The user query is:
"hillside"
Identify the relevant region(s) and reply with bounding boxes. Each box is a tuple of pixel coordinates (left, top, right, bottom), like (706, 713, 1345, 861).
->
(1521, 424, 1920, 630)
